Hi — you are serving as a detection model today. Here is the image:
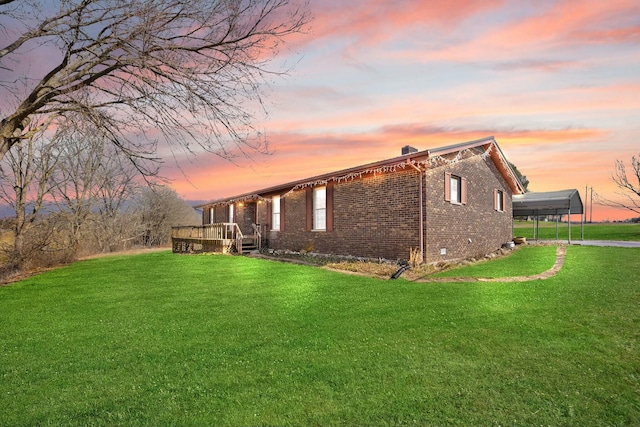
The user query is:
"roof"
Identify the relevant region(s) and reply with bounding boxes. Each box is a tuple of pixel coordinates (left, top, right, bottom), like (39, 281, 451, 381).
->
(197, 136, 525, 207)
(512, 189, 584, 216)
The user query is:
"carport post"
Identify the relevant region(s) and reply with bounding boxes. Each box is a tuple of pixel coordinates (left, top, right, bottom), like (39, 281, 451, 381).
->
(567, 207, 572, 244)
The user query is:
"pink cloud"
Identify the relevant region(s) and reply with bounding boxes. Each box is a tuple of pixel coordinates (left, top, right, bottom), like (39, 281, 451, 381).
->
(292, 0, 505, 51)
(168, 120, 636, 222)
(398, 0, 640, 63)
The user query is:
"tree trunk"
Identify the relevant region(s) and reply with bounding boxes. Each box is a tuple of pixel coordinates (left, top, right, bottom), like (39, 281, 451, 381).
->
(13, 196, 26, 267)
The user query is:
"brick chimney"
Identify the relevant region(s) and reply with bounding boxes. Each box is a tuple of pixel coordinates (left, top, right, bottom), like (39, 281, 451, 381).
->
(401, 145, 418, 155)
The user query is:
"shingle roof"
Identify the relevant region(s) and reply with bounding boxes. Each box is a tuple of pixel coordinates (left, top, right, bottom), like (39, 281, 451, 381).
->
(197, 136, 524, 207)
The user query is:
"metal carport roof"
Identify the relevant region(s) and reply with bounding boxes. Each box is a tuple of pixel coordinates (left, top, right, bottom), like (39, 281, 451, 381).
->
(513, 189, 583, 216)
(512, 189, 585, 242)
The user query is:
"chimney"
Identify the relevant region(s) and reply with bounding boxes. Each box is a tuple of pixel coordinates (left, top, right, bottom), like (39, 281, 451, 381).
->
(401, 145, 418, 155)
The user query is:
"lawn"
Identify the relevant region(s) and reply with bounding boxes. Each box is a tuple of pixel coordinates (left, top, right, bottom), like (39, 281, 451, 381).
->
(514, 221, 640, 241)
(431, 244, 558, 278)
(1, 248, 639, 426)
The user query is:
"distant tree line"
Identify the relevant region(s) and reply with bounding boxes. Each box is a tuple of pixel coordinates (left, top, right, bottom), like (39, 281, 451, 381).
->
(0, 127, 199, 280)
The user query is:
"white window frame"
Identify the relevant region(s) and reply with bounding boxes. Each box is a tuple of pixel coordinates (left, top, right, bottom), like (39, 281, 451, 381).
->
(209, 207, 214, 224)
(228, 204, 234, 223)
(272, 195, 281, 231)
(450, 175, 462, 204)
(313, 186, 326, 231)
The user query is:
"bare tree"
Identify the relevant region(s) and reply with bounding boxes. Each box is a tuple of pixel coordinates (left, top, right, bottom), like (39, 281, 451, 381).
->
(134, 184, 200, 247)
(0, 127, 57, 268)
(0, 0, 309, 166)
(597, 154, 640, 216)
(48, 127, 104, 252)
(89, 144, 142, 252)
(48, 120, 146, 255)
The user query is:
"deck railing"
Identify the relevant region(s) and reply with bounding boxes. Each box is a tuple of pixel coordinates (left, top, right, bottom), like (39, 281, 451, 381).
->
(171, 223, 243, 253)
(171, 223, 238, 239)
(251, 223, 262, 251)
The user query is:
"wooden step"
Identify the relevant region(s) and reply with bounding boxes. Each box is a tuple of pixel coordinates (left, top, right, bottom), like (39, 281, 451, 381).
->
(241, 238, 258, 254)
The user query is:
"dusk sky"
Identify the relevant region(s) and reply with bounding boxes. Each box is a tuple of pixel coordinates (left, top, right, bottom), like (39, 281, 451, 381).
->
(6, 1, 637, 221)
(168, 0, 639, 221)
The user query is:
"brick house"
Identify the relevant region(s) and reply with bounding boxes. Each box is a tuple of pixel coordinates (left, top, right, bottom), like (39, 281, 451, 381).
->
(180, 136, 525, 263)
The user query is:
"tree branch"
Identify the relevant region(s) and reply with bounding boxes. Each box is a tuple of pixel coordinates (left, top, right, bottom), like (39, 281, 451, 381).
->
(1, 0, 310, 165)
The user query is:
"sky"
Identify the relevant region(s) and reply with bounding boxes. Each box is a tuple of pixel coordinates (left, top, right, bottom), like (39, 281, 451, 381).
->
(2, 0, 639, 222)
(166, 0, 640, 222)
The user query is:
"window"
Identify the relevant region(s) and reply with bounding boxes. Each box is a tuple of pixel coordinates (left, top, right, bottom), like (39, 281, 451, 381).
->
(450, 175, 461, 203)
(209, 207, 214, 224)
(444, 172, 467, 205)
(494, 189, 506, 212)
(228, 204, 234, 223)
(306, 184, 333, 232)
(313, 186, 326, 230)
(272, 195, 281, 231)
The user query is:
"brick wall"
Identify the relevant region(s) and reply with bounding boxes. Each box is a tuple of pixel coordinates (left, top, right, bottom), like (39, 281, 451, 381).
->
(235, 203, 256, 235)
(424, 152, 513, 262)
(265, 168, 422, 260)
(201, 205, 236, 225)
(206, 150, 514, 263)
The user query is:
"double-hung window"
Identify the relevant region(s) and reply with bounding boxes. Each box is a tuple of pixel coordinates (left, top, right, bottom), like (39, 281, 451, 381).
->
(313, 186, 326, 230)
(445, 172, 467, 205)
(306, 184, 333, 232)
(272, 195, 281, 231)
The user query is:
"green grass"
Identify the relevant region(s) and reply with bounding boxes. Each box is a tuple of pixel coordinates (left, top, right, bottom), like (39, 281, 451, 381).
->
(514, 221, 640, 241)
(431, 244, 558, 278)
(1, 249, 639, 426)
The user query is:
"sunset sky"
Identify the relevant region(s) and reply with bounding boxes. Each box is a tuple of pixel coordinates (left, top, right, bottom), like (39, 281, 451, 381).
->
(5, 1, 635, 221)
(167, 0, 639, 221)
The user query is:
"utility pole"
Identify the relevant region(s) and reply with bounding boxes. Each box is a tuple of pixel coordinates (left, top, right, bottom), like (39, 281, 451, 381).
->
(590, 187, 594, 223)
(585, 185, 588, 224)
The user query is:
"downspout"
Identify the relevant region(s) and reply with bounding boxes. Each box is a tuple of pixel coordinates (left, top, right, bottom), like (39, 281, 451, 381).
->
(408, 163, 424, 263)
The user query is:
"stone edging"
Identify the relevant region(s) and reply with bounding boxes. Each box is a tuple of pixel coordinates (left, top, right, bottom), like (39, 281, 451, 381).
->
(415, 245, 566, 283)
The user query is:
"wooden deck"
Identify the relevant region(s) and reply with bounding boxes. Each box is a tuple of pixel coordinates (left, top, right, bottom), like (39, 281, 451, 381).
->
(171, 223, 261, 254)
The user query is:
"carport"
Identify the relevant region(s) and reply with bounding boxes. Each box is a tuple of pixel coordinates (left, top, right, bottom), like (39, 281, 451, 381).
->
(512, 189, 584, 243)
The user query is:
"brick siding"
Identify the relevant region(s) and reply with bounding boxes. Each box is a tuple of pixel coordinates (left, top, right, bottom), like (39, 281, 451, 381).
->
(424, 153, 513, 262)
(262, 168, 421, 260)
(206, 149, 514, 263)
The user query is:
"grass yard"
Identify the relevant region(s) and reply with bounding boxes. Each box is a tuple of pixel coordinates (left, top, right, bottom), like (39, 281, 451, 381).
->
(1, 248, 639, 426)
(514, 221, 640, 241)
(431, 244, 558, 278)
